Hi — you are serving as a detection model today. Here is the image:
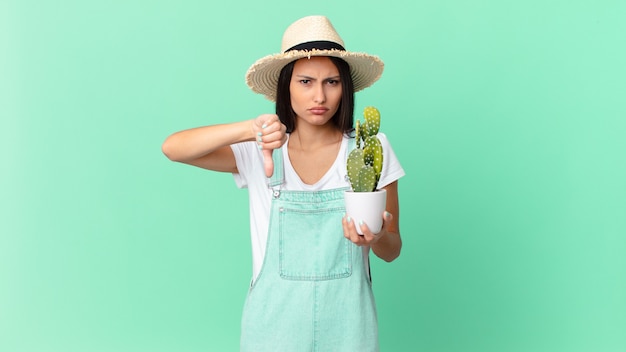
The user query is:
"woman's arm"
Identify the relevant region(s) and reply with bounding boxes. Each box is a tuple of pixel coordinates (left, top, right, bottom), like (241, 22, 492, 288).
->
(342, 181, 402, 262)
(370, 181, 401, 262)
(161, 114, 286, 174)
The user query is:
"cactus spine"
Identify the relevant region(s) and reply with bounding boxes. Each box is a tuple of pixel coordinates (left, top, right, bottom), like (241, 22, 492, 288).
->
(347, 106, 383, 192)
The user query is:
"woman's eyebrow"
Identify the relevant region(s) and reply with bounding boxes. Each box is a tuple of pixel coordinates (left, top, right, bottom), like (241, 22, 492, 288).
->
(294, 75, 341, 80)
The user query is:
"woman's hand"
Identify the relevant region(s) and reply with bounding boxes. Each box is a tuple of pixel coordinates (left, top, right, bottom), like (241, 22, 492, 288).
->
(342, 211, 393, 247)
(252, 114, 287, 177)
(341, 182, 402, 262)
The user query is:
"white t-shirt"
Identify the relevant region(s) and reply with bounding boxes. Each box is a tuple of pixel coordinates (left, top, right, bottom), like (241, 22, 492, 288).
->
(231, 133, 405, 282)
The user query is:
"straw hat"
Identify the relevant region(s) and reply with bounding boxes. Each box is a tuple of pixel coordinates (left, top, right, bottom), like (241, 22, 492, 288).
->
(245, 15, 384, 101)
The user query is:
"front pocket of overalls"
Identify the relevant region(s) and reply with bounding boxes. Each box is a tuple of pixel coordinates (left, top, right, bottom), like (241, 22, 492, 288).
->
(278, 206, 352, 281)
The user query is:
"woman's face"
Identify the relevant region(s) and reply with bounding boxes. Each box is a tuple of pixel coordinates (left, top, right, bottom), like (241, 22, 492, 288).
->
(289, 56, 342, 128)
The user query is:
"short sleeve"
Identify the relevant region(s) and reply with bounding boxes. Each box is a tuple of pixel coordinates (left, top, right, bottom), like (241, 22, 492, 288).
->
(230, 141, 265, 189)
(377, 133, 405, 189)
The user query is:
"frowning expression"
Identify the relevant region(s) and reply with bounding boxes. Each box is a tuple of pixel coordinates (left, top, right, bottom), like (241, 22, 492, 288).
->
(289, 56, 342, 128)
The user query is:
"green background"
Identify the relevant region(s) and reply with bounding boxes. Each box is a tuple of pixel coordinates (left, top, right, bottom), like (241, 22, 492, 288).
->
(2, 0, 625, 351)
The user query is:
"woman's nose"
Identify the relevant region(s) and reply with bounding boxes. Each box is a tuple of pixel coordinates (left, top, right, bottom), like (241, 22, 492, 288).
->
(313, 84, 326, 104)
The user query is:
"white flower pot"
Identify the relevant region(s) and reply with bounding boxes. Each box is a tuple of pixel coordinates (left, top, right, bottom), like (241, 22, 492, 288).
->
(344, 189, 387, 235)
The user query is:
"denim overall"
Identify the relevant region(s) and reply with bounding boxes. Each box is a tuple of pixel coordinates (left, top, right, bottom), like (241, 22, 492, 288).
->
(240, 141, 379, 352)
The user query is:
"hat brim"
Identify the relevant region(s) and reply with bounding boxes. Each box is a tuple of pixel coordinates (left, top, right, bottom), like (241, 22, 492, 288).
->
(245, 49, 384, 101)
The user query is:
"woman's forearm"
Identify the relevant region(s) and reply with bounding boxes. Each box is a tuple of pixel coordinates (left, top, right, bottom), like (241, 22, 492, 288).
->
(162, 120, 254, 163)
(371, 181, 401, 262)
(371, 230, 402, 262)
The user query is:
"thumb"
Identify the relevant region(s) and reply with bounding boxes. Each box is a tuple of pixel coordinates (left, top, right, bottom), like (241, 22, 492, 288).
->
(263, 149, 274, 178)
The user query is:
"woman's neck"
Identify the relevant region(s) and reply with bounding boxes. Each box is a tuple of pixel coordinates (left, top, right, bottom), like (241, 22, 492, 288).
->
(287, 124, 344, 185)
(289, 124, 343, 152)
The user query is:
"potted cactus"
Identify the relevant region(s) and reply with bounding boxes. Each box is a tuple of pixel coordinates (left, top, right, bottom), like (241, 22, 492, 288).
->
(344, 106, 387, 235)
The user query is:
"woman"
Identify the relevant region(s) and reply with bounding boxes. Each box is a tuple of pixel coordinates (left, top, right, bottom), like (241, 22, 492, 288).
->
(162, 15, 405, 351)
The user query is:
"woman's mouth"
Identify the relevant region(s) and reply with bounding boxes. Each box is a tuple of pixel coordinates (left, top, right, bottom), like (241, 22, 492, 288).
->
(309, 107, 329, 115)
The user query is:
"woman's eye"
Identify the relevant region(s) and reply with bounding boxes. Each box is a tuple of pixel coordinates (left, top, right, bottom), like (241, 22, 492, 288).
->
(300, 79, 311, 84)
(327, 79, 339, 85)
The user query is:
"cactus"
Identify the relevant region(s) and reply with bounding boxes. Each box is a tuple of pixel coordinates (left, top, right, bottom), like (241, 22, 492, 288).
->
(347, 106, 384, 192)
